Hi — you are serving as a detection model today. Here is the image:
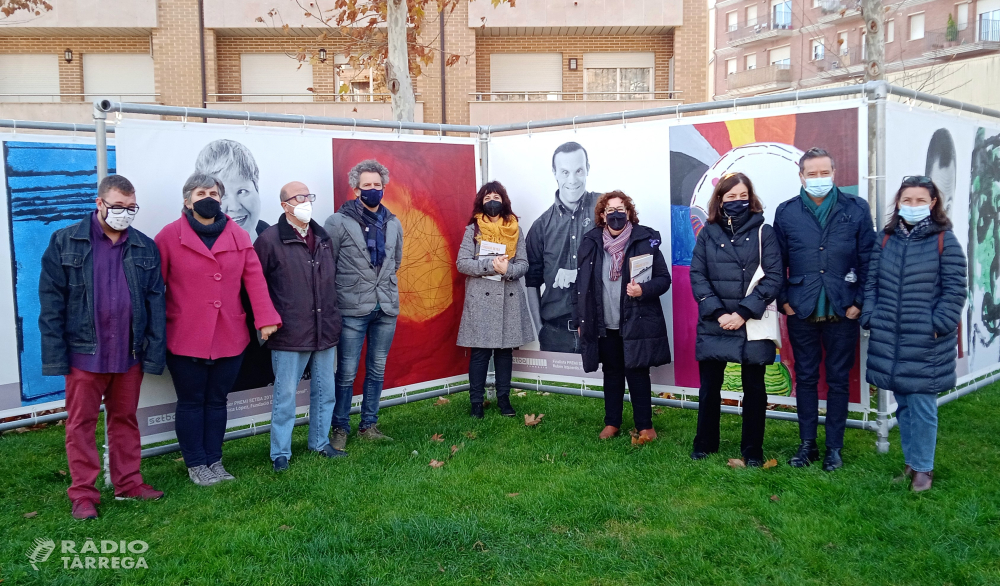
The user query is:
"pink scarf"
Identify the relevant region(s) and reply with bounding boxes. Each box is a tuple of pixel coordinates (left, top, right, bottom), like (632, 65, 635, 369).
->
(602, 222, 633, 281)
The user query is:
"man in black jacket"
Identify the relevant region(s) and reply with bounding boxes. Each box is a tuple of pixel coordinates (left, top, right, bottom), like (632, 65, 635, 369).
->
(255, 181, 344, 472)
(773, 148, 877, 471)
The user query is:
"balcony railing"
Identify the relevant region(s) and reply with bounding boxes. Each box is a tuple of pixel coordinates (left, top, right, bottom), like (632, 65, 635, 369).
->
(471, 91, 683, 102)
(727, 17, 796, 45)
(0, 93, 159, 103)
(815, 47, 865, 77)
(924, 18, 1000, 58)
(726, 63, 792, 90)
(208, 93, 419, 103)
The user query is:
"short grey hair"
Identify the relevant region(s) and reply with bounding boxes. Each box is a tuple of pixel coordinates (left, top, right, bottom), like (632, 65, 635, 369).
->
(348, 159, 390, 189)
(182, 172, 225, 202)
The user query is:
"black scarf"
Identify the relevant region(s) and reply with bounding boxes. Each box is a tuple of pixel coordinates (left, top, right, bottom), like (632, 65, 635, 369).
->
(184, 207, 228, 250)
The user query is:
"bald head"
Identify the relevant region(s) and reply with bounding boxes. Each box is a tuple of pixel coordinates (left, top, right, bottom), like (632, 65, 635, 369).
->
(279, 181, 309, 202)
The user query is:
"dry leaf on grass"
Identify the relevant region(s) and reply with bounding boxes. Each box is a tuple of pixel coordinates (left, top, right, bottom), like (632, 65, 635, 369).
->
(429, 459, 446, 468)
(438, 563, 445, 573)
(728, 458, 746, 469)
(56, 470, 66, 476)
(762, 458, 778, 469)
(278, 525, 292, 531)
(430, 433, 444, 442)
(515, 391, 527, 398)
(629, 429, 652, 446)
(770, 495, 780, 502)
(174, 457, 184, 462)
(542, 392, 550, 396)
(463, 431, 477, 439)
(450, 444, 461, 456)
(524, 413, 545, 426)
(473, 541, 488, 552)
(23, 511, 37, 518)
(433, 397, 450, 406)
(506, 492, 520, 497)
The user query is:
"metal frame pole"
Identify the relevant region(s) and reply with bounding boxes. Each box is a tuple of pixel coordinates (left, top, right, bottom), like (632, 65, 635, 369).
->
(93, 103, 112, 485)
(871, 81, 891, 454)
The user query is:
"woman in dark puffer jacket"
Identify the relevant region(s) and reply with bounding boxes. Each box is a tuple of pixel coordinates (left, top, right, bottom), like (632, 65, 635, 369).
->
(862, 175, 966, 492)
(689, 172, 783, 467)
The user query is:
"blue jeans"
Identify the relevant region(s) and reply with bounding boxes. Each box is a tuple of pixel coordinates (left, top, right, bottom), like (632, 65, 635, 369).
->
(334, 309, 397, 432)
(895, 392, 938, 473)
(270, 347, 337, 461)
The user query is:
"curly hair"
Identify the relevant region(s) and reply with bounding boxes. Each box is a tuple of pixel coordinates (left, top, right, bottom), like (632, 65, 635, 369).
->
(468, 181, 517, 225)
(593, 190, 639, 229)
(348, 159, 390, 189)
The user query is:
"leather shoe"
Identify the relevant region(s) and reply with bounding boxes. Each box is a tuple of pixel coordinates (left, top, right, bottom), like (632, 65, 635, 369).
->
(598, 425, 620, 439)
(892, 465, 914, 483)
(822, 448, 843, 472)
(911, 470, 934, 492)
(690, 451, 712, 461)
(470, 402, 484, 419)
(637, 428, 657, 442)
(497, 395, 516, 417)
(272, 456, 288, 472)
(71, 498, 98, 520)
(788, 440, 820, 467)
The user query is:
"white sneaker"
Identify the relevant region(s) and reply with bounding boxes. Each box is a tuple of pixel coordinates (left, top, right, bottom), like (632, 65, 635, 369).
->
(188, 465, 220, 487)
(208, 460, 236, 481)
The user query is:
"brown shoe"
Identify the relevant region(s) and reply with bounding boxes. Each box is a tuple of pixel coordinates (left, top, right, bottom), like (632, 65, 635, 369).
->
(638, 428, 658, 442)
(911, 471, 934, 492)
(71, 498, 98, 520)
(598, 426, 620, 440)
(358, 425, 393, 441)
(892, 465, 914, 484)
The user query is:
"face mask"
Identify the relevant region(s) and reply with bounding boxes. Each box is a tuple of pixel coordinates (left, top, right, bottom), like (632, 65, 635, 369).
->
(899, 204, 931, 224)
(192, 196, 221, 219)
(483, 200, 504, 218)
(359, 188, 383, 208)
(804, 177, 834, 198)
(102, 203, 135, 232)
(722, 200, 749, 217)
(289, 201, 313, 224)
(606, 211, 628, 231)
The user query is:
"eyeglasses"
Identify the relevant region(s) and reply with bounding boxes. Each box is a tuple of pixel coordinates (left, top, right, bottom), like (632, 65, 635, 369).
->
(282, 193, 317, 204)
(604, 207, 627, 215)
(102, 200, 139, 215)
(901, 175, 935, 188)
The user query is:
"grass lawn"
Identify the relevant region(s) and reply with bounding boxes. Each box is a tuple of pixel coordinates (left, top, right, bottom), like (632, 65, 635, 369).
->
(2, 383, 1000, 586)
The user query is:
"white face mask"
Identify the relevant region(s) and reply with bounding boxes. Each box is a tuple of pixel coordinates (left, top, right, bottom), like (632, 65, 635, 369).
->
(291, 201, 313, 224)
(103, 204, 136, 232)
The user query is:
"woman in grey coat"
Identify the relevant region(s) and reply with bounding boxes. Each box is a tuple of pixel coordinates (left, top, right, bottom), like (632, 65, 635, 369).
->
(456, 181, 536, 418)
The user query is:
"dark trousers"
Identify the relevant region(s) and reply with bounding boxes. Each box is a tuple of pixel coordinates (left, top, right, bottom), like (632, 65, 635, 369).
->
(786, 317, 859, 449)
(598, 329, 653, 431)
(468, 348, 513, 404)
(539, 318, 578, 353)
(693, 360, 768, 461)
(166, 352, 244, 468)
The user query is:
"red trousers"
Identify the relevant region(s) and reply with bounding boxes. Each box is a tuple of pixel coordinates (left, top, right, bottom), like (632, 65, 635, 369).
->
(64, 364, 145, 502)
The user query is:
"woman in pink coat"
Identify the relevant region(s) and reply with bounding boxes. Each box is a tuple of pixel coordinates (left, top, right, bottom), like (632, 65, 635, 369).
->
(155, 172, 281, 487)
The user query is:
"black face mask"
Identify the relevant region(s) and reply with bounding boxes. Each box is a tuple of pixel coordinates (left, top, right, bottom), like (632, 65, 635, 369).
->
(722, 200, 750, 218)
(606, 211, 628, 231)
(192, 197, 221, 219)
(483, 200, 504, 218)
(359, 188, 383, 208)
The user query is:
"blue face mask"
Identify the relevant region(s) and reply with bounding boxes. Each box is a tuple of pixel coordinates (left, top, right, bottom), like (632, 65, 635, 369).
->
(899, 204, 931, 224)
(804, 177, 834, 198)
(359, 188, 383, 208)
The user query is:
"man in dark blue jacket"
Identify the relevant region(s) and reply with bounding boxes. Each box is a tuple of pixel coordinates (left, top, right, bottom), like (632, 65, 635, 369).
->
(773, 148, 876, 471)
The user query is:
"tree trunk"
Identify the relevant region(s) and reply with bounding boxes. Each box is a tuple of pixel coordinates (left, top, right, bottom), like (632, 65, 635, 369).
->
(387, 0, 416, 125)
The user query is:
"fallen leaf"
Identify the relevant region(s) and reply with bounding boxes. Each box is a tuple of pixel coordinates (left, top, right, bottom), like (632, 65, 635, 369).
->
(23, 511, 37, 518)
(762, 458, 778, 469)
(473, 540, 488, 552)
(506, 492, 520, 497)
(434, 397, 450, 406)
(770, 495, 780, 502)
(56, 470, 67, 476)
(653, 407, 664, 415)
(728, 458, 746, 468)
(430, 433, 444, 442)
(174, 457, 184, 462)
(561, 452, 567, 457)
(524, 413, 545, 426)
(279, 525, 292, 530)
(542, 392, 550, 396)
(629, 428, 652, 446)
(429, 459, 445, 468)
(450, 444, 461, 456)
(515, 391, 527, 398)
(463, 431, 477, 439)
(438, 562, 445, 573)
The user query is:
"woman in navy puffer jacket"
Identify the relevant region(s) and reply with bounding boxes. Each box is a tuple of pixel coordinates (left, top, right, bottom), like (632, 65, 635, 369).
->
(861, 176, 966, 492)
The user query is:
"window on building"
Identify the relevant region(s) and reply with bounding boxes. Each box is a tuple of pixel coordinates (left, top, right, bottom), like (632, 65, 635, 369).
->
(745, 53, 757, 70)
(726, 58, 738, 75)
(0, 54, 59, 103)
(909, 13, 926, 41)
(861, 29, 867, 59)
(957, 3, 969, 30)
(771, 0, 793, 29)
(583, 52, 654, 99)
(837, 31, 850, 55)
(490, 53, 562, 100)
(769, 45, 791, 66)
(812, 0, 821, 7)
(241, 54, 314, 102)
(746, 5, 758, 27)
(82, 54, 155, 103)
(980, 3, 1000, 42)
(811, 39, 826, 60)
(727, 10, 738, 32)
(887, 19, 895, 42)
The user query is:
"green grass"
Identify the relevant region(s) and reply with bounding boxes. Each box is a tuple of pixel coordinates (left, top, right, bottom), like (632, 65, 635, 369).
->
(2, 384, 1000, 586)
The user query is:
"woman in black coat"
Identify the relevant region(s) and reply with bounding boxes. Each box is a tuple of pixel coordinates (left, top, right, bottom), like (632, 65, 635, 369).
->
(690, 172, 783, 466)
(574, 191, 671, 442)
(861, 176, 965, 492)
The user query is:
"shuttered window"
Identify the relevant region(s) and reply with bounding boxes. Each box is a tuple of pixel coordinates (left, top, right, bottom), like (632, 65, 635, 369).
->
(240, 54, 314, 102)
(82, 54, 156, 103)
(490, 53, 562, 98)
(0, 54, 60, 103)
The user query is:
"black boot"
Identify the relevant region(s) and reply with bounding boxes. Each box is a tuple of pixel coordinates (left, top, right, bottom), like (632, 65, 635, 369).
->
(497, 394, 516, 417)
(788, 440, 820, 468)
(822, 448, 843, 472)
(470, 402, 484, 419)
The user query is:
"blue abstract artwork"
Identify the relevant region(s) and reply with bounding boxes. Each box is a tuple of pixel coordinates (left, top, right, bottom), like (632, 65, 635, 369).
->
(3, 141, 116, 405)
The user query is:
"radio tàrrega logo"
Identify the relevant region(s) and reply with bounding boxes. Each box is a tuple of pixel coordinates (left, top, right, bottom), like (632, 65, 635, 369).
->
(26, 538, 56, 571)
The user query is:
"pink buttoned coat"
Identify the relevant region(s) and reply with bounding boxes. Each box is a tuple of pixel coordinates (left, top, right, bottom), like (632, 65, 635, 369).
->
(155, 215, 281, 360)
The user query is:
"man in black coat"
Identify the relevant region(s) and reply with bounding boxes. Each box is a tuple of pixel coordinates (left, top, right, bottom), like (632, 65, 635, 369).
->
(773, 148, 877, 471)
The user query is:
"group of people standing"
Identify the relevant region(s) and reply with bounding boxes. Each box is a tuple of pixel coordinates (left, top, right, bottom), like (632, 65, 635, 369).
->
(39, 143, 965, 521)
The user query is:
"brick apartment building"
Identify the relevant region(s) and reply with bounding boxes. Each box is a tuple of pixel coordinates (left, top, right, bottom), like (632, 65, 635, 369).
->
(0, 0, 711, 128)
(710, 0, 1000, 107)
